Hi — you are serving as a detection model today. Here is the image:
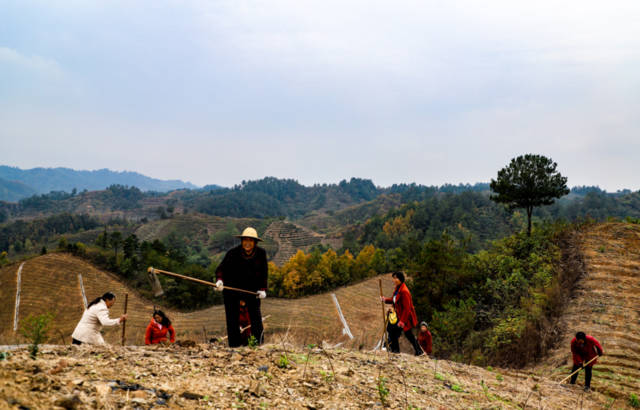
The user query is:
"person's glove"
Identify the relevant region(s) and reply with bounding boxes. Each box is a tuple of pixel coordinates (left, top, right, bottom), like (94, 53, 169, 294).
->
(257, 290, 266, 299)
(397, 321, 404, 329)
(215, 280, 224, 291)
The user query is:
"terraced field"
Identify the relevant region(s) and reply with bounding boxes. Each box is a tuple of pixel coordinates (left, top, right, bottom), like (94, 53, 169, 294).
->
(263, 221, 324, 266)
(538, 222, 640, 401)
(0, 253, 393, 349)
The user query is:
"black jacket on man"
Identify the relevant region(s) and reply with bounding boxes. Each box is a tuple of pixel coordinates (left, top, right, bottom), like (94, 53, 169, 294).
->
(215, 245, 268, 292)
(215, 244, 268, 347)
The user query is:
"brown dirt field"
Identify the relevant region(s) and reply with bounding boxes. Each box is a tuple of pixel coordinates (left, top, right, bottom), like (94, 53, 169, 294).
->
(0, 253, 394, 349)
(0, 343, 613, 409)
(536, 222, 640, 404)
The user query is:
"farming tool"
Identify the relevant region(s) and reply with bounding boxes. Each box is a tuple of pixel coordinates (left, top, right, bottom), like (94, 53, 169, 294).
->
(559, 355, 599, 384)
(121, 293, 128, 346)
(147, 267, 258, 297)
(218, 315, 271, 341)
(378, 279, 390, 354)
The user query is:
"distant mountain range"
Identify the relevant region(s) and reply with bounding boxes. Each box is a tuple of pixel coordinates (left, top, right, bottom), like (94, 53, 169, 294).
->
(0, 166, 203, 202)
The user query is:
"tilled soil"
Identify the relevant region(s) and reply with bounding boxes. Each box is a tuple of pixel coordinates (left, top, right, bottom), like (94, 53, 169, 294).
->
(0, 342, 610, 409)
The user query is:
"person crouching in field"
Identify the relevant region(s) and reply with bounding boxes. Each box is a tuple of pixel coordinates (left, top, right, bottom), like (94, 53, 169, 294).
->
(570, 331, 604, 391)
(380, 271, 422, 355)
(417, 322, 432, 356)
(145, 310, 176, 345)
(71, 292, 127, 345)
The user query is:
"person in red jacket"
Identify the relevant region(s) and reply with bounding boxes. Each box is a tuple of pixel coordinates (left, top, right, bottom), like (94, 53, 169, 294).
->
(238, 299, 252, 344)
(417, 322, 432, 355)
(381, 271, 422, 355)
(570, 331, 603, 391)
(145, 310, 176, 345)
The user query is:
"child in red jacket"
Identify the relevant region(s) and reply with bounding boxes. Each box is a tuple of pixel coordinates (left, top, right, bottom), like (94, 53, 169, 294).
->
(238, 300, 252, 344)
(145, 310, 176, 345)
(417, 322, 432, 355)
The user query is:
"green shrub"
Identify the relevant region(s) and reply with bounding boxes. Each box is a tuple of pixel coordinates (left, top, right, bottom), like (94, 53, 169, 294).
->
(377, 376, 390, 406)
(629, 393, 640, 408)
(278, 354, 290, 369)
(20, 313, 54, 359)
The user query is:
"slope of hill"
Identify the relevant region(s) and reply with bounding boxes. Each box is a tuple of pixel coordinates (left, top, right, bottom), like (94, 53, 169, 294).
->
(0, 343, 612, 409)
(0, 253, 392, 348)
(2, 223, 640, 407)
(0, 165, 199, 200)
(537, 222, 640, 400)
(0, 177, 37, 203)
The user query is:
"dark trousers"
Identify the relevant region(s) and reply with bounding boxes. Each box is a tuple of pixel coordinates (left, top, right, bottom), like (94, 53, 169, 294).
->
(223, 292, 263, 347)
(570, 364, 593, 388)
(387, 323, 421, 355)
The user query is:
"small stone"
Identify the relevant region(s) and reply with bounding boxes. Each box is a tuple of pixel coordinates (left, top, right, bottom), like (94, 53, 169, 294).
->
(180, 391, 203, 400)
(54, 394, 82, 409)
(72, 379, 83, 386)
(258, 365, 269, 372)
(131, 397, 147, 404)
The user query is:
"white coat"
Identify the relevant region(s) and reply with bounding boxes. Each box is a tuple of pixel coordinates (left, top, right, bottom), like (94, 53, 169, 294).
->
(71, 300, 120, 344)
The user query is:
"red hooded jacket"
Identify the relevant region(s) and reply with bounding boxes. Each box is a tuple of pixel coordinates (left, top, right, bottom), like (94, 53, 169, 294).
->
(418, 329, 432, 355)
(384, 282, 418, 331)
(239, 305, 251, 339)
(571, 334, 603, 366)
(145, 319, 176, 345)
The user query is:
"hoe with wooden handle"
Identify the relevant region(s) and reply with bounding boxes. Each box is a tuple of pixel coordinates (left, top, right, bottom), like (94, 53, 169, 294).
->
(147, 267, 258, 297)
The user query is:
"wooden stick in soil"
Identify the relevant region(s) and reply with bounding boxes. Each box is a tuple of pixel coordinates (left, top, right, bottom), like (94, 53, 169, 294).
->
(378, 279, 390, 353)
(121, 293, 128, 346)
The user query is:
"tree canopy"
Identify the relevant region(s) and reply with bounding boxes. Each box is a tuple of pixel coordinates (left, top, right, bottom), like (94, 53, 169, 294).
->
(490, 154, 569, 235)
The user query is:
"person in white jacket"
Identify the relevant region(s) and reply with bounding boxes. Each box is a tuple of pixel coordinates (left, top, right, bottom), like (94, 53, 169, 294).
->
(71, 292, 127, 345)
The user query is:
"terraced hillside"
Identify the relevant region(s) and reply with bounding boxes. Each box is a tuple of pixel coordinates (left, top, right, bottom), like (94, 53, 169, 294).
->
(0, 253, 393, 349)
(263, 221, 326, 266)
(538, 222, 640, 401)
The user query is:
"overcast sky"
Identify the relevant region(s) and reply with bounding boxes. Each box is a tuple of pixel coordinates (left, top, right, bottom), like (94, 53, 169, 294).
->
(1, 1, 639, 190)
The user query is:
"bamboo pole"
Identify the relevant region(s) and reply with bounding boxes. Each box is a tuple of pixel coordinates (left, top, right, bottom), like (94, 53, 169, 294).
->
(148, 267, 258, 296)
(121, 293, 128, 346)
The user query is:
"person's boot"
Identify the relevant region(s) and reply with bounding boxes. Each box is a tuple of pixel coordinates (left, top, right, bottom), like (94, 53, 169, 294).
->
(584, 386, 591, 392)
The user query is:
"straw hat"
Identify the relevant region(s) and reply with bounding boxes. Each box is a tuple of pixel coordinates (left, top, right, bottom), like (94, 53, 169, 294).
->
(236, 227, 262, 241)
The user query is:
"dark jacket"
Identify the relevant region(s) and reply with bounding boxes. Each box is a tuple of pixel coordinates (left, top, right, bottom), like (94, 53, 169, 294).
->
(571, 335, 603, 366)
(383, 282, 418, 331)
(216, 245, 268, 292)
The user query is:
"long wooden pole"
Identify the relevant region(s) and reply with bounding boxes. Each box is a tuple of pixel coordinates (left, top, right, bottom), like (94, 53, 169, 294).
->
(378, 279, 390, 353)
(121, 293, 128, 346)
(559, 355, 598, 384)
(149, 267, 258, 296)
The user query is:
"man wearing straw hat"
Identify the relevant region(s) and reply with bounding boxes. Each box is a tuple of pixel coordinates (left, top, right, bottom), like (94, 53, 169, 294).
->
(215, 227, 268, 347)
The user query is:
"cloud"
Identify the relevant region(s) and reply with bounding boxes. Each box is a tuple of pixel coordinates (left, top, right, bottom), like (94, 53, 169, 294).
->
(0, 47, 63, 76)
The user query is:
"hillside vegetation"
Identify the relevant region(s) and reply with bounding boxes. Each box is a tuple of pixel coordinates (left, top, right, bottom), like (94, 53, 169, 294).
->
(2, 221, 640, 407)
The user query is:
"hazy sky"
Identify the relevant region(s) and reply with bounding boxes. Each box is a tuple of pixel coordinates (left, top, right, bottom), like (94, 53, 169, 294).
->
(1, 1, 639, 190)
